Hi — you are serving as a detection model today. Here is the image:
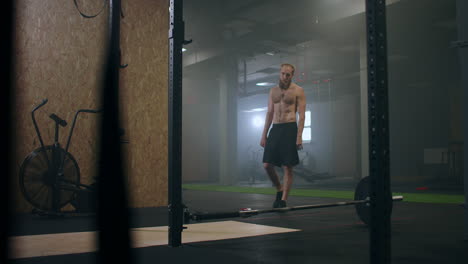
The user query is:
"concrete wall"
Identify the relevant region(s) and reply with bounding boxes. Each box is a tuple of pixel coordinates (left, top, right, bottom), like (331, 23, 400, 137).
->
(182, 77, 220, 182)
(387, 2, 462, 183)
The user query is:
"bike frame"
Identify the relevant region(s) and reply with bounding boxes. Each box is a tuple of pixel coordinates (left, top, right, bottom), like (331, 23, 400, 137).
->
(30, 99, 102, 212)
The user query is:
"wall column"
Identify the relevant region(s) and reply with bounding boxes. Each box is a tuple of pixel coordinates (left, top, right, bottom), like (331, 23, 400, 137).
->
(219, 56, 238, 185)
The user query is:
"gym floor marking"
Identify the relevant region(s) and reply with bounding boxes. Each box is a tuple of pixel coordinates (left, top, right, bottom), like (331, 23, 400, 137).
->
(9, 221, 300, 259)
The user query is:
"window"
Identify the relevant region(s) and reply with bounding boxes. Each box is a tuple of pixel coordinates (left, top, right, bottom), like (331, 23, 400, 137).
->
(302, 110, 311, 142)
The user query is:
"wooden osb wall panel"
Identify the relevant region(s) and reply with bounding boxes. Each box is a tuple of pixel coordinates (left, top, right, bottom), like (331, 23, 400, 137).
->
(120, 0, 168, 208)
(13, 0, 168, 212)
(14, 0, 107, 212)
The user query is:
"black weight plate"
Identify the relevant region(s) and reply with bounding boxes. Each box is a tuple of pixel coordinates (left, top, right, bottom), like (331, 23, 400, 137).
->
(354, 176, 371, 225)
(354, 176, 393, 225)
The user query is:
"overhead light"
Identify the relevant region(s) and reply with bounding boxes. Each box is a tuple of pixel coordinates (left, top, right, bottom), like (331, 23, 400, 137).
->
(256, 82, 275, 86)
(266, 51, 275, 56)
(182, 48, 187, 52)
(242, 107, 267, 113)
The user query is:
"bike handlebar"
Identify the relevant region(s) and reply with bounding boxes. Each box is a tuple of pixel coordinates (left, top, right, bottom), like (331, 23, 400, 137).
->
(64, 108, 103, 154)
(31, 98, 48, 150)
(30, 99, 102, 153)
(32, 98, 48, 112)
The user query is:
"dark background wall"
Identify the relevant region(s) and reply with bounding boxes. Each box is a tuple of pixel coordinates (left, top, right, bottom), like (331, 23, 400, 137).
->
(387, 1, 463, 183)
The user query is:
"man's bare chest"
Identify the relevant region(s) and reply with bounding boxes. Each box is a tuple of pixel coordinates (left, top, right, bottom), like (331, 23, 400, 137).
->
(272, 89, 296, 105)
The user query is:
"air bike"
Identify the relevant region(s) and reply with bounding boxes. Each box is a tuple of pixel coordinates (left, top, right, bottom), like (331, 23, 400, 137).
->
(19, 99, 102, 216)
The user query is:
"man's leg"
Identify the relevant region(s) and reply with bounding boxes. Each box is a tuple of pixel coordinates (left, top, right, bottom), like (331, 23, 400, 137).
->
(264, 163, 284, 208)
(281, 165, 294, 201)
(263, 163, 282, 191)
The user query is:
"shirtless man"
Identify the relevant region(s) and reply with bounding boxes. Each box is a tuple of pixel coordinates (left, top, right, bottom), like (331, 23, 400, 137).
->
(260, 63, 306, 208)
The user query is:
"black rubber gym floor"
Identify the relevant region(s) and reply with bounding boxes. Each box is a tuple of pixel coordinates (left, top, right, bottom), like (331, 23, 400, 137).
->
(10, 189, 468, 264)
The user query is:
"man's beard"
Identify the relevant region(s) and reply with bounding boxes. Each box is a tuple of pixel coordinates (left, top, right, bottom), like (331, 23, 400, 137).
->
(279, 79, 291, 89)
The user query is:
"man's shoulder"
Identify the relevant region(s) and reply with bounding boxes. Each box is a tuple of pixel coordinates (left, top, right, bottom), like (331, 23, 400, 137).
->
(292, 83, 304, 92)
(270, 85, 280, 90)
(269, 85, 280, 93)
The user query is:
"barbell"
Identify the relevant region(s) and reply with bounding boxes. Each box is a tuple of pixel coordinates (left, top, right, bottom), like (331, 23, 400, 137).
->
(185, 176, 403, 225)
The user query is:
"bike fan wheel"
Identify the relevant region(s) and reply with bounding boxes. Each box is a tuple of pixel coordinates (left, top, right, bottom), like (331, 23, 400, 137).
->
(19, 146, 80, 212)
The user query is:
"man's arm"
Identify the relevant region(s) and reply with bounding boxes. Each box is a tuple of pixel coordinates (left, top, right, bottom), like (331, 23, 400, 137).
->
(260, 89, 274, 147)
(296, 87, 306, 148)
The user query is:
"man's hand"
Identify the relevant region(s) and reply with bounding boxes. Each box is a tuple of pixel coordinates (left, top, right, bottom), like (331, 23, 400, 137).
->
(260, 137, 266, 148)
(296, 137, 303, 150)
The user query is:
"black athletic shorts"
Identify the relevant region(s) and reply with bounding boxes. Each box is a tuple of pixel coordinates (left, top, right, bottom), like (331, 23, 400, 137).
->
(262, 122, 299, 167)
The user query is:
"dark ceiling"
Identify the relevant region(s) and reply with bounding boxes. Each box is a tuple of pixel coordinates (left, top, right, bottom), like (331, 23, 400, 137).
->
(182, 0, 458, 96)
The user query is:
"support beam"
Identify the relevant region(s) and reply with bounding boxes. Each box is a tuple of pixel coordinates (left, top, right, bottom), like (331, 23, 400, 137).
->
(365, 0, 392, 263)
(97, 0, 131, 263)
(360, 35, 369, 180)
(168, 0, 185, 247)
(455, 0, 468, 241)
(1, 0, 14, 262)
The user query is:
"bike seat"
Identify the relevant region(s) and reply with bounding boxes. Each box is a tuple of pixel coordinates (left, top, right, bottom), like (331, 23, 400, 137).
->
(49, 113, 68, 127)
